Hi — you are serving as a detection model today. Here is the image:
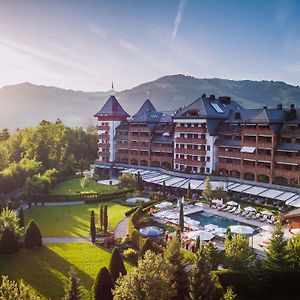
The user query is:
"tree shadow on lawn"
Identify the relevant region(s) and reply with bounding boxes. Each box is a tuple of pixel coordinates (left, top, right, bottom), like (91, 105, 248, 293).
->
(0, 246, 95, 299)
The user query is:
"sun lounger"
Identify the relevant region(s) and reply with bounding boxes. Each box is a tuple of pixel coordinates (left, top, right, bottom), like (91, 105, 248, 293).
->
(233, 209, 241, 215)
(246, 212, 254, 219)
(228, 207, 236, 213)
(252, 213, 261, 220)
(223, 206, 232, 212)
(217, 205, 226, 211)
(260, 215, 268, 222)
(267, 216, 276, 224)
(241, 210, 248, 216)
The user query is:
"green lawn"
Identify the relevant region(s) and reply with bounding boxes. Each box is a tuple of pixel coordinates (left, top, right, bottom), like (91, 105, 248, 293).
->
(49, 177, 122, 195)
(0, 243, 133, 299)
(25, 202, 130, 237)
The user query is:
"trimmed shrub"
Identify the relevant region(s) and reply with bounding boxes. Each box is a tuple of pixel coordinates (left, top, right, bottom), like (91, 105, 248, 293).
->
(93, 267, 114, 300)
(0, 228, 19, 255)
(24, 220, 42, 248)
(131, 229, 141, 249)
(109, 247, 127, 283)
(18, 206, 25, 228)
(123, 248, 138, 265)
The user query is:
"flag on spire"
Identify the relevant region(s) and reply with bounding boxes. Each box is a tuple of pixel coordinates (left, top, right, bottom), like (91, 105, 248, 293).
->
(112, 81, 114, 91)
(146, 86, 150, 99)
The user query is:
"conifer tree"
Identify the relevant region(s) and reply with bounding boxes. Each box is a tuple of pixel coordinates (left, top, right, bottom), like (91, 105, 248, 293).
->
(202, 176, 213, 201)
(263, 223, 287, 271)
(189, 247, 221, 300)
(164, 237, 189, 300)
(179, 202, 184, 233)
(195, 236, 201, 252)
(285, 233, 300, 271)
(204, 241, 220, 270)
(0, 228, 19, 255)
(99, 205, 103, 231)
(24, 220, 42, 248)
(186, 182, 191, 199)
(93, 267, 114, 300)
(162, 181, 166, 197)
(103, 205, 108, 234)
(90, 210, 96, 243)
(18, 206, 25, 228)
(63, 268, 82, 300)
(109, 247, 127, 283)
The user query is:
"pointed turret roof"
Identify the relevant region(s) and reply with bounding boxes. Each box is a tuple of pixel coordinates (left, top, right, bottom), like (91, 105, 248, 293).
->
(94, 95, 129, 118)
(133, 99, 156, 118)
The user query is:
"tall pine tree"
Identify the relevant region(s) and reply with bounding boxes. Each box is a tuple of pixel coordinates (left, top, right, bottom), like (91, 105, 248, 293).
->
(109, 247, 127, 283)
(164, 237, 189, 300)
(90, 210, 96, 243)
(93, 267, 114, 300)
(99, 205, 103, 231)
(179, 202, 184, 233)
(18, 206, 25, 228)
(63, 268, 82, 300)
(103, 205, 108, 234)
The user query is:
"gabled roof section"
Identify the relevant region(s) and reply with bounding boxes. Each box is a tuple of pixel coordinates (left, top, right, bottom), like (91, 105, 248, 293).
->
(133, 99, 156, 118)
(94, 95, 129, 118)
(247, 108, 284, 124)
(173, 94, 243, 120)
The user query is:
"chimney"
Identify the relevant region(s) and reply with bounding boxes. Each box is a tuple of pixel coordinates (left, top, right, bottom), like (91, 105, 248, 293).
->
(263, 106, 268, 109)
(277, 103, 283, 110)
(219, 96, 231, 104)
(286, 104, 297, 121)
(209, 94, 215, 100)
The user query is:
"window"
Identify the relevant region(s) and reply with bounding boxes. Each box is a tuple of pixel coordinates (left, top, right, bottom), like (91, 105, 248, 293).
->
(207, 146, 211, 151)
(206, 156, 210, 162)
(206, 168, 210, 173)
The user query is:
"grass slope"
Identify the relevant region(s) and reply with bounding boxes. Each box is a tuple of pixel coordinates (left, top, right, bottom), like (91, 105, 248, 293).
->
(49, 178, 121, 195)
(25, 202, 130, 237)
(0, 243, 132, 299)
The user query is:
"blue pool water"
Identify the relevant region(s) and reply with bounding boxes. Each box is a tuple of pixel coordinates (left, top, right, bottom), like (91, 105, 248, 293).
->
(188, 211, 251, 229)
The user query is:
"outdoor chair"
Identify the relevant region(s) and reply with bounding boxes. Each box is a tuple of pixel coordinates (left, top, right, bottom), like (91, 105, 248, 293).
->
(228, 207, 236, 213)
(217, 204, 226, 211)
(223, 206, 232, 212)
(260, 215, 268, 222)
(241, 210, 249, 216)
(252, 213, 261, 220)
(234, 208, 242, 215)
(245, 212, 254, 219)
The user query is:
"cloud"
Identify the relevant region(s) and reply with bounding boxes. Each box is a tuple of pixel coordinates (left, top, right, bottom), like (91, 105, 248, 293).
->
(88, 22, 107, 38)
(171, 0, 187, 42)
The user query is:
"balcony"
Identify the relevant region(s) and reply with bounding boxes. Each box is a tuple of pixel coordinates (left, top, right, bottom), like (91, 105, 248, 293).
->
(241, 152, 256, 160)
(151, 155, 173, 163)
(242, 140, 256, 147)
(175, 137, 206, 144)
(151, 144, 173, 152)
(257, 140, 273, 148)
(218, 149, 242, 159)
(174, 158, 205, 167)
(97, 142, 110, 148)
(175, 148, 206, 156)
(98, 125, 109, 131)
(256, 153, 272, 161)
(128, 125, 150, 132)
(243, 127, 273, 136)
(98, 133, 109, 139)
(274, 168, 299, 180)
(175, 126, 206, 133)
(218, 162, 241, 171)
(116, 143, 129, 150)
(255, 167, 272, 176)
(275, 154, 300, 165)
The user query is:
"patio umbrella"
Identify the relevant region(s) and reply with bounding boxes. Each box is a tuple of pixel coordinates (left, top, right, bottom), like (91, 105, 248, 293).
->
(139, 226, 164, 237)
(213, 227, 227, 235)
(244, 206, 256, 212)
(185, 230, 214, 241)
(261, 210, 273, 216)
(291, 228, 300, 235)
(227, 201, 238, 206)
(185, 219, 200, 227)
(229, 225, 254, 235)
(204, 224, 219, 231)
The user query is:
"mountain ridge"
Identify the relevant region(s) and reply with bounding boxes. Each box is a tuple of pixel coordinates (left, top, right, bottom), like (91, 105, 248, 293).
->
(1, 74, 300, 130)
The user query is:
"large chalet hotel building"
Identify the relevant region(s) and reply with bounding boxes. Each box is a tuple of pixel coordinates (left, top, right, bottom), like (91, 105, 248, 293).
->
(94, 94, 300, 188)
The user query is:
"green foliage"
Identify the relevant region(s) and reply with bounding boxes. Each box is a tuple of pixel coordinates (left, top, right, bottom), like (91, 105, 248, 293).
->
(213, 186, 227, 200)
(119, 173, 138, 189)
(263, 223, 287, 271)
(63, 268, 82, 300)
(131, 229, 141, 249)
(109, 247, 127, 283)
(18, 206, 25, 228)
(0, 207, 21, 236)
(0, 228, 19, 255)
(0, 121, 97, 194)
(195, 236, 200, 252)
(113, 251, 176, 300)
(285, 234, 300, 271)
(103, 204, 108, 234)
(189, 247, 223, 300)
(93, 266, 114, 300)
(204, 241, 220, 271)
(24, 220, 42, 248)
(164, 237, 189, 300)
(123, 248, 138, 265)
(225, 234, 255, 271)
(223, 287, 236, 300)
(202, 177, 213, 201)
(80, 172, 90, 189)
(179, 202, 184, 233)
(0, 276, 41, 299)
(99, 205, 103, 230)
(90, 210, 96, 243)
(186, 182, 191, 198)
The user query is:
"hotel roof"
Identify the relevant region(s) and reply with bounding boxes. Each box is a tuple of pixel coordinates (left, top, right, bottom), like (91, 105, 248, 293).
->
(94, 95, 129, 118)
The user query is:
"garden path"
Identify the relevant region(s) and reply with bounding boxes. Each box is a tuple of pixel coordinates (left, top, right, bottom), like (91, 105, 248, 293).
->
(114, 216, 129, 238)
(42, 237, 90, 243)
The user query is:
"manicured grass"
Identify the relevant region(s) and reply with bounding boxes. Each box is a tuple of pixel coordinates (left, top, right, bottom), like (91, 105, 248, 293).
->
(49, 177, 122, 195)
(0, 243, 133, 299)
(25, 202, 130, 237)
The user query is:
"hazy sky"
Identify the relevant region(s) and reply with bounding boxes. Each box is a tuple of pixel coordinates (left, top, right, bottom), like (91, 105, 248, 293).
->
(0, 0, 299, 91)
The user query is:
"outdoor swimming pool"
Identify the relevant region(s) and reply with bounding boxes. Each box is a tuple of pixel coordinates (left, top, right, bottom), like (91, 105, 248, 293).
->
(188, 211, 252, 229)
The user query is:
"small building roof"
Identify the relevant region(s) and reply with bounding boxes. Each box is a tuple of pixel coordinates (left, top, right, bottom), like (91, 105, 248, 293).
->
(133, 99, 156, 118)
(282, 208, 300, 220)
(94, 95, 129, 118)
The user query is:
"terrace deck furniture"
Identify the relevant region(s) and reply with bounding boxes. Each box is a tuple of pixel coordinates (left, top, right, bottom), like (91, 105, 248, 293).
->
(260, 215, 268, 222)
(241, 210, 248, 216)
(223, 206, 232, 212)
(252, 213, 261, 220)
(246, 212, 254, 219)
(217, 205, 226, 211)
(228, 207, 237, 213)
(233, 209, 242, 215)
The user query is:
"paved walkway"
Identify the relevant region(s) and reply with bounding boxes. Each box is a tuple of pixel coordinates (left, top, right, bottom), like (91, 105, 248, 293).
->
(43, 237, 90, 244)
(114, 217, 129, 238)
